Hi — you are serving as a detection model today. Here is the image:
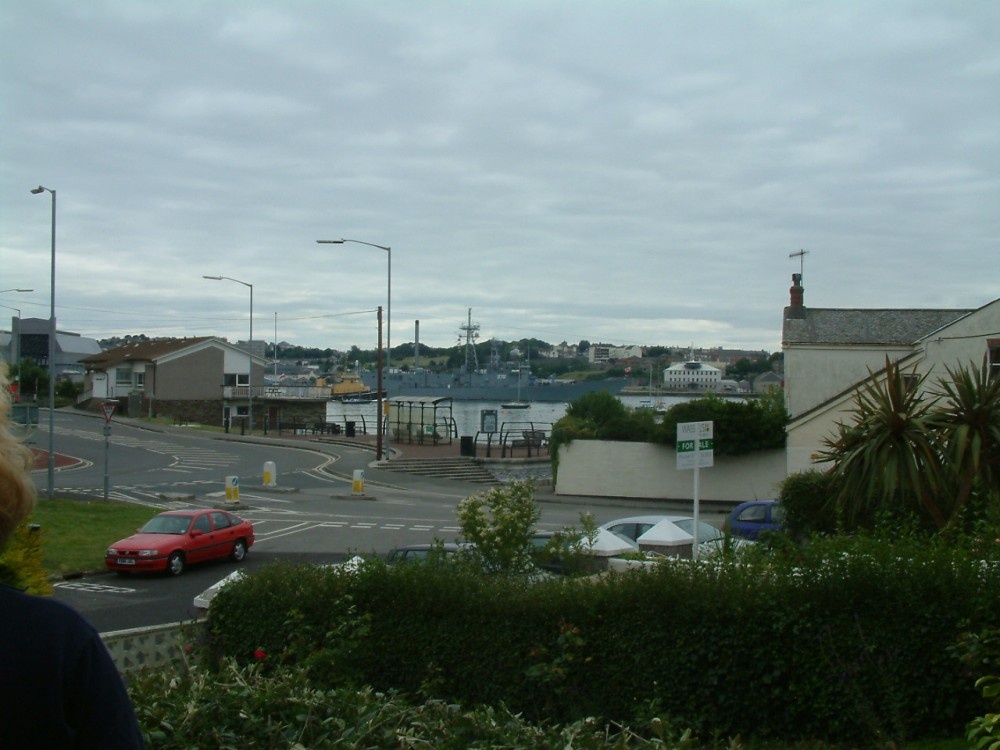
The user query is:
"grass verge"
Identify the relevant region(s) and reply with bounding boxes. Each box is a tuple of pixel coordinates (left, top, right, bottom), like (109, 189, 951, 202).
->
(29, 498, 156, 576)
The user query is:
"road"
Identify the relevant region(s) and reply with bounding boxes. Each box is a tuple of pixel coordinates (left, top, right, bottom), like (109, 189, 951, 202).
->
(34, 409, 711, 632)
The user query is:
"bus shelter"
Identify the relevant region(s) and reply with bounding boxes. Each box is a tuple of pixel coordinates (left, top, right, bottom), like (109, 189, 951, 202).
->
(387, 396, 455, 445)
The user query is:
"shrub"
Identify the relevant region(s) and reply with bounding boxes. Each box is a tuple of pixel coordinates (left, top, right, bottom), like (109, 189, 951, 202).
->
(206, 531, 999, 744)
(777, 469, 839, 537)
(129, 658, 694, 749)
(0, 521, 51, 595)
(456, 481, 540, 575)
(655, 390, 788, 455)
(550, 391, 787, 463)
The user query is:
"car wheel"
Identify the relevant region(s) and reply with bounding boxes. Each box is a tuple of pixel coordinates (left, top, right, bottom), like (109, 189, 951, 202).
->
(231, 539, 248, 562)
(167, 551, 186, 576)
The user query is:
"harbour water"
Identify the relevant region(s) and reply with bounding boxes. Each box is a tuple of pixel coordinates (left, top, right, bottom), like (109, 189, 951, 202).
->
(326, 395, 692, 438)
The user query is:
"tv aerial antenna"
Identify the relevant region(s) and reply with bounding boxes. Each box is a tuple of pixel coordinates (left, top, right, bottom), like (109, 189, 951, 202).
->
(789, 248, 809, 282)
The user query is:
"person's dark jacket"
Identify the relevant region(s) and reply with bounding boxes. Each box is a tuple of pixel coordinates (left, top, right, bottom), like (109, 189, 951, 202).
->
(0, 584, 146, 749)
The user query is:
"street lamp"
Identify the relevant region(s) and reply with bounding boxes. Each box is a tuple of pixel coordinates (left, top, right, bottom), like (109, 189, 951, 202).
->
(30, 185, 57, 499)
(203, 275, 254, 433)
(316, 238, 391, 459)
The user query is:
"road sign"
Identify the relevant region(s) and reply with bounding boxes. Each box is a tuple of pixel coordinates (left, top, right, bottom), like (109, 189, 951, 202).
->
(101, 401, 117, 423)
(676, 421, 714, 470)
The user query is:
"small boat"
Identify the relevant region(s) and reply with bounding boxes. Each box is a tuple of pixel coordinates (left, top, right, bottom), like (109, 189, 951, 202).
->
(501, 349, 531, 409)
(342, 396, 374, 404)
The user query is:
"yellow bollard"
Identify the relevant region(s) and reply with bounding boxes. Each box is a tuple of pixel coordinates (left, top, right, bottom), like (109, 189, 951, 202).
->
(225, 475, 240, 503)
(263, 461, 276, 487)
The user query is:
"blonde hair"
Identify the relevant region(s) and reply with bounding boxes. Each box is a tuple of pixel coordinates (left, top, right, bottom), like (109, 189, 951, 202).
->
(0, 360, 37, 550)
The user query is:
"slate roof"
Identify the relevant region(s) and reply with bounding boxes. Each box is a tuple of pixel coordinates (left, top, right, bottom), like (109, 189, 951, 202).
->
(79, 337, 215, 369)
(782, 307, 974, 346)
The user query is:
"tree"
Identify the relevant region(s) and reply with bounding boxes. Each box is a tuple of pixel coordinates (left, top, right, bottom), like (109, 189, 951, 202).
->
(931, 357, 1000, 522)
(15, 359, 47, 400)
(814, 357, 975, 530)
(456, 481, 540, 575)
(564, 390, 627, 425)
(656, 391, 787, 455)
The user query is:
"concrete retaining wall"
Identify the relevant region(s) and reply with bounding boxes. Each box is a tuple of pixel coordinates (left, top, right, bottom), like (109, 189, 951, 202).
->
(554, 440, 786, 502)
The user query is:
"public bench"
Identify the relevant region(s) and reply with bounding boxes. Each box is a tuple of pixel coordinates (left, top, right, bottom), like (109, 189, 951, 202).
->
(505, 429, 547, 457)
(312, 421, 342, 435)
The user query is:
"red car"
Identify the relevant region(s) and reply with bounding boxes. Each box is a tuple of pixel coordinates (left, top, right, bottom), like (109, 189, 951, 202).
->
(106, 509, 255, 576)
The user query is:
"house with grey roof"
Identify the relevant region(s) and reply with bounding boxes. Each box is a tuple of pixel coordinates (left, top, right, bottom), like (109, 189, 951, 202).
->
(782, 273, 1000, 473)
(79, 337, 326, 429)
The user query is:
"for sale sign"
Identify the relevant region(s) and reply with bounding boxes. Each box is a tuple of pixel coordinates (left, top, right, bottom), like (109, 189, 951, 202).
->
(676, 421, 714, 470)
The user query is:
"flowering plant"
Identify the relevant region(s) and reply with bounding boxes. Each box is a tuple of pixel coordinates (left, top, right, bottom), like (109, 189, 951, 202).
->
(457, 480, 540, 575)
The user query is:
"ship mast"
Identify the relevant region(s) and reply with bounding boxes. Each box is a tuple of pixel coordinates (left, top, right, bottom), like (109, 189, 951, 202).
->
(458, 308, 480, 385)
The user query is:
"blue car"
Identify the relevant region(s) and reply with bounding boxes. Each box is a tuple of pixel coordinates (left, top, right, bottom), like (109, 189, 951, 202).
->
(727, 500, 784, 540)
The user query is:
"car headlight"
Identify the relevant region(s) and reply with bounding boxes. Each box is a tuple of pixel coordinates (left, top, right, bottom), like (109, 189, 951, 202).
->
(138, 549, 159, 557)
(106, 548, 118, 556)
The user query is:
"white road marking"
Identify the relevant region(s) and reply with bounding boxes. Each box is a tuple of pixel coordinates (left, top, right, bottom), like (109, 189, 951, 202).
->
(55, 581, 136, 594)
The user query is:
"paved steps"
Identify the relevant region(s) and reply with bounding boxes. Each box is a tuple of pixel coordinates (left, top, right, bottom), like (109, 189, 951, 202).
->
(379, 457, 499, 484)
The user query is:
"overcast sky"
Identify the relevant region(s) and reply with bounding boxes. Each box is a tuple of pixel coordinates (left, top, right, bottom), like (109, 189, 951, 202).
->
(2, 1, 998, 355)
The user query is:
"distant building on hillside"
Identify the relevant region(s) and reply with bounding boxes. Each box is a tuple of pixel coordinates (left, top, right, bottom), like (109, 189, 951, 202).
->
(588, 344, 643, 364)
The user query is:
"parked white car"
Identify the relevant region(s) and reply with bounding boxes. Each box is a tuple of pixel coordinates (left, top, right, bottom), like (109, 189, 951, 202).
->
(600, 515, 747, 557)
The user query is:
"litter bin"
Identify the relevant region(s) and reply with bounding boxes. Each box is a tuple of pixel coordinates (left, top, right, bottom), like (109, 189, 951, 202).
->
(345, 421, 356, 438)
(460, 435, 476, 457)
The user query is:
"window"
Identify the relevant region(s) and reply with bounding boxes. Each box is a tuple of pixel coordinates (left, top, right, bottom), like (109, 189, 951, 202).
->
(115, 369, 132, 387)
(135, 372, 144, 389)
(210, 512, 232, 530)
(224, 373, 250, 387)
(989, 339, 1000, 381)
(193, 515, 211, 533)
(738, 505, 768, 523)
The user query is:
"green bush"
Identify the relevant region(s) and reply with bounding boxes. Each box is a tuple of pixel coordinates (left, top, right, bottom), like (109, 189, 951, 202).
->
(0, 521, 52, 595)
(129, 658, 693, 749)
(776, 469, 840, 537)
(550, 391, 787, 464)
(206, 532, 998, 744)
(655, 390, 788, 455)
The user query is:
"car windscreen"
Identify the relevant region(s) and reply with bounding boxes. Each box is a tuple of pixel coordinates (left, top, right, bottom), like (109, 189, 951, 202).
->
(673, 519, 724, 542)
(140, 515, 193, 535)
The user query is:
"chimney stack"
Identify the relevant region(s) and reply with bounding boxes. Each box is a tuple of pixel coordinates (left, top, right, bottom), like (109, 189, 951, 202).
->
(789, 273, 804, 308)
(414, 320, 420, 371)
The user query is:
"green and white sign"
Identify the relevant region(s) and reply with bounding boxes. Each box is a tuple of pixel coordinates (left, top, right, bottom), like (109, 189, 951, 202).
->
(676, 421, 714, 470)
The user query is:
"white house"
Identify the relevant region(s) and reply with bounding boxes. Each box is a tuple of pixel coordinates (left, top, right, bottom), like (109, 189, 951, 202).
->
(662, 359, 722, 391)
(782, 273, 1000, 474)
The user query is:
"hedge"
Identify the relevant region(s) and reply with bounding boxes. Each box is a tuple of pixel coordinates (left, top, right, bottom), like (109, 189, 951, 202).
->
(207, 536, 999, 744)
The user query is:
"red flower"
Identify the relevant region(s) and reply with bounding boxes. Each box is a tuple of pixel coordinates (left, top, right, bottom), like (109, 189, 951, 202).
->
(254, 648, 267, 661)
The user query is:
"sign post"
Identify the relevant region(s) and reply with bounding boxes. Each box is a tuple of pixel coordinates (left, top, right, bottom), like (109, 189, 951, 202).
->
(676, 420, 714, 559)
(101, 400, 118, 500)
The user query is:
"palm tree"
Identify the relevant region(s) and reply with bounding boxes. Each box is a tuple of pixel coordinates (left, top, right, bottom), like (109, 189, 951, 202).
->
(815, 357, 947, 529)
(931, 357, 1000, 523)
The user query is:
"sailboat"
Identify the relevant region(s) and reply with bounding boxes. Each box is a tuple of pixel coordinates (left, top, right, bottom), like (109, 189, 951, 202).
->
(501, 347, 531, 409)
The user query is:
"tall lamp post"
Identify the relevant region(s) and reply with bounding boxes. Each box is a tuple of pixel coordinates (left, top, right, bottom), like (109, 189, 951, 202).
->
(30, 185, 57, 499)
(203, 275, 254, 433)
(316, 238, 391, 460)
